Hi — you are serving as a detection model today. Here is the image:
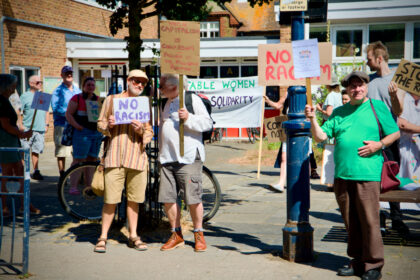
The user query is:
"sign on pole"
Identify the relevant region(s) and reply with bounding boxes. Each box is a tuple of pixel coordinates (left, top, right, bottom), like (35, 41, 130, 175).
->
(280, 0, 308, 12)
(258, 42, 332, 86)
(291, 39, 320, 79)
(160, 20, 200, 76)
(31, 92, 52, 111)
(392, 59, 420, 97)
(112, 97, 150, 125)
(264, 115, 288, 143)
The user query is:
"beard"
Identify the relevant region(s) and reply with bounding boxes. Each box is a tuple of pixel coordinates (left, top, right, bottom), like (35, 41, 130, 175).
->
(128, 82, 142, 96)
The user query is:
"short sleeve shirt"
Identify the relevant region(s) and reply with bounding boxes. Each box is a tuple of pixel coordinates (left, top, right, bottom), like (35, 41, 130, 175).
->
(20, 91, 47, 132)
(0, 95, 18, 127)
(321, 99, 399, 181)
(322, 91, 343, 120)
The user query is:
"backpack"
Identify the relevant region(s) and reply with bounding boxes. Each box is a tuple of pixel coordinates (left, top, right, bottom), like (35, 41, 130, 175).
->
(161, 91, 214, 143)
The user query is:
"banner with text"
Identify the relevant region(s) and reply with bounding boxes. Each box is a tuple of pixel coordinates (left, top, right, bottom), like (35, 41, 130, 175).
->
(258, 42, 332, 86)
(188, 77, 264, 128)
(392, 59, 420, 97)
(160, 20, 200, 76)
(113, 97, 150, 125)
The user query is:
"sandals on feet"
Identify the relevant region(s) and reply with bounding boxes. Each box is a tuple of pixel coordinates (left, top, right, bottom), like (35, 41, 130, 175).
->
(94, 238, 107, 253)
(128, 236, 148, 251)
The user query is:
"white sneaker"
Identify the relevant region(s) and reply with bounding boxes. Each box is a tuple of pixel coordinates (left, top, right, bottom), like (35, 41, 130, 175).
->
(270, 184, 284, 193)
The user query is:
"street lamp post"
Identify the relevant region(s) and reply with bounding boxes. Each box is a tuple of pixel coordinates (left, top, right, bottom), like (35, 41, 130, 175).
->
(282, 11, 314, 262)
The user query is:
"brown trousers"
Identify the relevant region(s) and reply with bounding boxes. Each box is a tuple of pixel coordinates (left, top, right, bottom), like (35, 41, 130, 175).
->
(334, 178, 384, 272)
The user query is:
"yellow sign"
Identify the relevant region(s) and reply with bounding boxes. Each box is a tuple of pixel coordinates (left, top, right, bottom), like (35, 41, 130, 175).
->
(280, 0, 308, 12)
(392, 59, 420, 97)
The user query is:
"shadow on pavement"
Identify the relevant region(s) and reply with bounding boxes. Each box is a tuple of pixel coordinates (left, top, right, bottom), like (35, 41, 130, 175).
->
(309, 211, 343, 223)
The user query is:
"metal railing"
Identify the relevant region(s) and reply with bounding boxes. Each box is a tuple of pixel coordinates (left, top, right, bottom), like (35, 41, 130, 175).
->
(0, 147, 30, 275)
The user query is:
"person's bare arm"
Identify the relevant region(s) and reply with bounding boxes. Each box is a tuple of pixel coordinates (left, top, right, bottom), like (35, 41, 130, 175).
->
(304, 105, 328, 142)
(264, 92, 287, 111)
(398, 118, 420, 134)
(358, 131, 400, 157)
(65, 100, 83, 131)
(0, 118, 32, 138)
(388, 81, 404, 117)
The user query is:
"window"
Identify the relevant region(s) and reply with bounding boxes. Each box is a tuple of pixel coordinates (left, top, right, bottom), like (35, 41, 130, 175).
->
(9, 66, 40, 95)
(220, 66, 239, 78)
(336, 29, 363, 57)
(310, 26, 328, 43)
(369, 24, 405, 60)
(200, 66, 218, 78)
(200, 22, 219, 38)
(241, 66, 257, 77)
(414, 23, 420, 59)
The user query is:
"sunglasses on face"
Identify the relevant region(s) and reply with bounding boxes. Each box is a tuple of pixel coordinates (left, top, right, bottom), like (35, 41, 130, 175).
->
(35, 81, 43, 85)
(131, 78, 147, 86)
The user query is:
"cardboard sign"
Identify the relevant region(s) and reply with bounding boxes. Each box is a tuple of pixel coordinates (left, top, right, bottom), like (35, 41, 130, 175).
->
(392, 59, 420, 97)
(160, 20, 200, 76)
(31, 91, 52, 111)
(113, 97, 150, 125)
(280, 0, 307, 12)
(264, 115, 288, 143)
(86, 100, 101, 122)
(258, 42, 332, 86)
(292, 39, 320, 78)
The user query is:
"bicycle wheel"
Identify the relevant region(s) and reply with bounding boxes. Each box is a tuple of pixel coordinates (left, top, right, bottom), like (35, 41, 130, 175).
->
(202, 166, 221, 222)
(58, 161, 104, 222)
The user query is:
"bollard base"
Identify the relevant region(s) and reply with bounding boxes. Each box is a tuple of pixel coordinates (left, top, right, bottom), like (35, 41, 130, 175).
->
(282, 220, 314, 262)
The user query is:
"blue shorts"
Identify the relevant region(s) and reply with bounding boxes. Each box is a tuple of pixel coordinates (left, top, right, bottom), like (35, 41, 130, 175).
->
(72, 128, 102, 159)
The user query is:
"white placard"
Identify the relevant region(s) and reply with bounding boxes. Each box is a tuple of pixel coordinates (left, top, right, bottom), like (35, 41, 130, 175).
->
(30, 91, 52, 111)
(292, 39, 321, 79)
(113, 97, 150, 125)
(86, 101, 101, 122)
(321, 144, 335, 185)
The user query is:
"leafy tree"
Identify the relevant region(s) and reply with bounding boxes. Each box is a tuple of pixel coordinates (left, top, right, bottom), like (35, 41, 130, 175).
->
(96, 0, 272, 70)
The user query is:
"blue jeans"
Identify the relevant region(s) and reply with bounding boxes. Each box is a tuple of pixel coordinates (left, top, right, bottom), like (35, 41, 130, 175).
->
(72, 128, 102, 159)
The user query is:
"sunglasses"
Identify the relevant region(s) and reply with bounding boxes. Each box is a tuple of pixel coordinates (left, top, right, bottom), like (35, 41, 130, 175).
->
(35, 81, 43, 85)
(131, 78, 147, 86)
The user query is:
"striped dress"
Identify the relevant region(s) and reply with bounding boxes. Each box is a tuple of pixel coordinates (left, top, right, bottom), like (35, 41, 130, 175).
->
(97, 92, 153, 171)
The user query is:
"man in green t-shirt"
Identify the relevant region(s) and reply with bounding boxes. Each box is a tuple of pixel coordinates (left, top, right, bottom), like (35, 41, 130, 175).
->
(305, 71, 400, 280)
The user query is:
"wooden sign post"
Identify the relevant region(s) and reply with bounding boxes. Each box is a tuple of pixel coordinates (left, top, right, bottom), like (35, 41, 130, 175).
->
(160, 20, 200, 156)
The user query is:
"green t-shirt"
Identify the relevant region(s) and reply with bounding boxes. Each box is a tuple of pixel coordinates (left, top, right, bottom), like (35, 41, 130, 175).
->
(321, 99, 399, 181)
(20, 91, 47, 132)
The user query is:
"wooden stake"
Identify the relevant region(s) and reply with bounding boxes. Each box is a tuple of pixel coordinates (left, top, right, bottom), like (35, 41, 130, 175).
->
(257, 87, 266, 179)
(179, 74, 184, 157)
(306, 78, 312, 106)
(29, 109, 38, 131)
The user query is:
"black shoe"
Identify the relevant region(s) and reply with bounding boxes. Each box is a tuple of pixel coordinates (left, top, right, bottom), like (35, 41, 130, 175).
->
(310, 170, 320, 179)
(392, 220, 410, 235)
(362, 269, 381, 280)
(31, 170, 44, 180)
(337, 265, 355, 276)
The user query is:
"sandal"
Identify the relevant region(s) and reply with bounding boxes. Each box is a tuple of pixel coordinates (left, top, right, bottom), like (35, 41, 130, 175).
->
(94, 238, 107, 253)
(128, 236, 148, 251)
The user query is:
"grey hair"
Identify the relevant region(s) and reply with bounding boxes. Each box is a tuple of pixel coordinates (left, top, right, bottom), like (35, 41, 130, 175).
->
(0, 74, 18, 94)
(161, 73, 188, 90)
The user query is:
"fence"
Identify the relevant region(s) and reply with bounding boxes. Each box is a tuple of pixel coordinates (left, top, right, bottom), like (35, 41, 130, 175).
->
(0, 147, 30, 275)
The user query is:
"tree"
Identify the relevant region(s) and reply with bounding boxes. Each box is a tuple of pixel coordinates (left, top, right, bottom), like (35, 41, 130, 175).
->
(97, 0, 272, 70)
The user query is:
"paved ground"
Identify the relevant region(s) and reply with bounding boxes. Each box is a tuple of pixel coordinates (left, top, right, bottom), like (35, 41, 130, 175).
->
(1, 141, 419, 279)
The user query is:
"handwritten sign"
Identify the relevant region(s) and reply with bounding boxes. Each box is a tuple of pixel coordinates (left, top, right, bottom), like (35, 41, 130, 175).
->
(392, 59, 420, 97)
(160, 20, 200, 76)
(113, 97, 150, 125)
(258, 42, 332, 86)
(86, 101, 101, 122)
(280, 0, 307, 11)
(31, 91, 52, 111)
(292, 39, 320, 78)
(264, 115, 288, 143)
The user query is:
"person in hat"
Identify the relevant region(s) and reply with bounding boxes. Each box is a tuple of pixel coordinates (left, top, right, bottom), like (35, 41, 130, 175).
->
(51, 66, 81, 178)
(305, 71, 400, 280)
(95, 69, 153, 253)
(316, 73, 343, 121)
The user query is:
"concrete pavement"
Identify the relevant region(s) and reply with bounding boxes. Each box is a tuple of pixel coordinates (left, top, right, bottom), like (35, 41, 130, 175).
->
(1, 141, 419, 279)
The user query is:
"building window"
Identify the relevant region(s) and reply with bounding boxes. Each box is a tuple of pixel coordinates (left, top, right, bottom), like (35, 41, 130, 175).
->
(241, 66, 258, 77)
(220, 66, 239, 78)
(414, 23, 420, 59)
(200, 66, 218, 78)
(9, 66, 40, 95)
(310, 26, 328, 43)
(336, 29, 363, 57)
(200, 22, 219, 38)
(369, 24, 404, 60)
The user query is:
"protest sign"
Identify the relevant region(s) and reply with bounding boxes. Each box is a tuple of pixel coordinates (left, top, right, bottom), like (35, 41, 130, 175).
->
(280, 0, 307, 12)
(392, 59, 420, 97)
(86, 101, 101, 122)
(113, 97, 150, 125)
(31, 91, 52, 111)
(258, 42, 332, 86)
(321, 144, 335, 185)
(188, 77, 264, 128)
(264, 115, 288, 143)
(160, 20, 200, 76)
(292, 39, 320, 79)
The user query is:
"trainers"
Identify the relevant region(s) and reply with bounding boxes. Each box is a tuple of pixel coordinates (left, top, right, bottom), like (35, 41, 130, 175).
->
(69, 187, 80, 195)
(161, 231, 184, 251)
(194, 231, 207, 252)
(31, 170, 44, 180)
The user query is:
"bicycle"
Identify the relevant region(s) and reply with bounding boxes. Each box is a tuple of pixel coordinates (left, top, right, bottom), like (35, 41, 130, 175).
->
(246, 127, 260, 144)
(211, 128, 225, 142)
(58, 162, 221, 223)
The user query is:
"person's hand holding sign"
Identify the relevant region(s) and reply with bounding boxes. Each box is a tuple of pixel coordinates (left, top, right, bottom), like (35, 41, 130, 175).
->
(178, 108, 189, 121)
(130, 119, 144, 133)
(108, 115, 116, 129)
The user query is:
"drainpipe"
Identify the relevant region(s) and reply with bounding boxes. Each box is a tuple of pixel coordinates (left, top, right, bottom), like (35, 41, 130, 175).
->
(1, 16, 114, 73)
